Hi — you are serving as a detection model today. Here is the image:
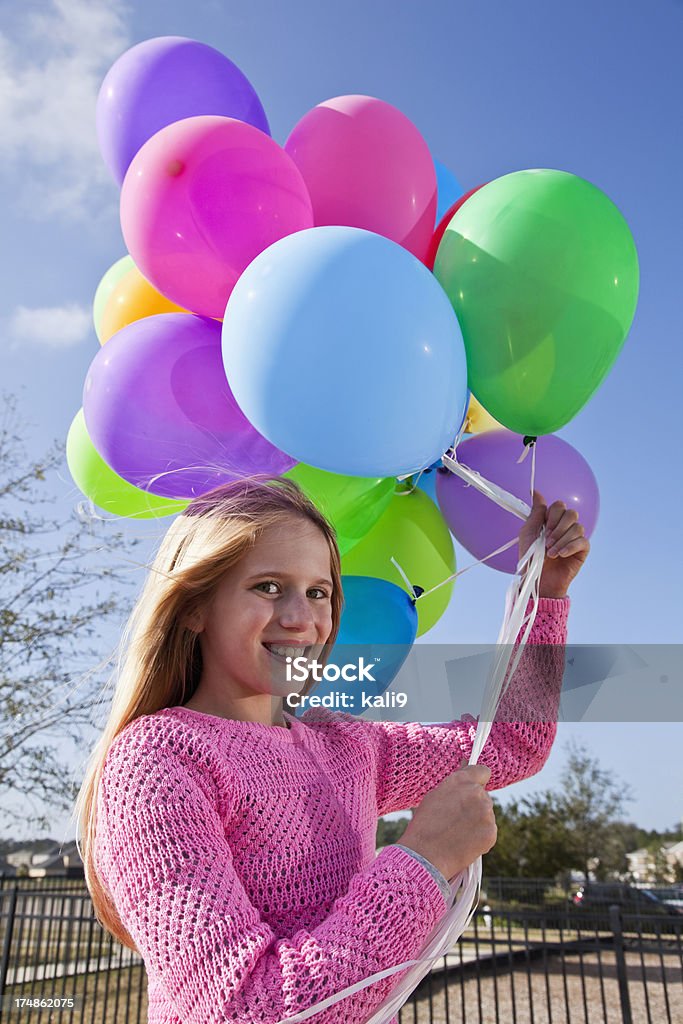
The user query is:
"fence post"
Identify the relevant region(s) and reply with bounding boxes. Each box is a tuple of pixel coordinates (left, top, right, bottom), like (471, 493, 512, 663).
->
(0, 886, 18, 999)
(609, 903, 632, 1024)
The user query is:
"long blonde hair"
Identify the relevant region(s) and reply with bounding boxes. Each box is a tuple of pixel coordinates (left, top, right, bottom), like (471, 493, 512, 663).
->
(73, 474, 344, 950)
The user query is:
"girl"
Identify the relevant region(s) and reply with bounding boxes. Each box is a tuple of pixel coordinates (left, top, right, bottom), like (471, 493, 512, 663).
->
(75, 474, 588, 1024)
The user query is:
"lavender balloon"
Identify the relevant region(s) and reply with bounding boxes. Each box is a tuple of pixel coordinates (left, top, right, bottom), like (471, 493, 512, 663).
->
(436, 430, 599, 574)
(97, 36, 270, 185)
(83, 314, 295, 499)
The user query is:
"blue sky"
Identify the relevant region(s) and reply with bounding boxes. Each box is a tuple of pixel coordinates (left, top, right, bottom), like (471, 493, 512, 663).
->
(0, 0, 681, 838)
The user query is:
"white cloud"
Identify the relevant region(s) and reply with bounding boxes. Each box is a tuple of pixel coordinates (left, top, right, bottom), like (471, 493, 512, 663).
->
(0, 0, 131, 219)
(8, 303, 92, 348)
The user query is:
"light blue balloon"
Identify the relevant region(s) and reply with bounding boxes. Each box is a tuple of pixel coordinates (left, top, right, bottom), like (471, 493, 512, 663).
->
(434, 159, 464, 222)
(413, 387, 470, 500)
(300, 576, 418, 716)
(222, 226, 468, 478)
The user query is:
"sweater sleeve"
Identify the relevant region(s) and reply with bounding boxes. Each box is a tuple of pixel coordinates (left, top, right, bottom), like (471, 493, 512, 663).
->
(356, 596, 570, 816)
(94, 738, 449, 1024)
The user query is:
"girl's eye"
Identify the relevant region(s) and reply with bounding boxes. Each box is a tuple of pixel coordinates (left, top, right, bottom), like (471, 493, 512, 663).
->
(254, 581, 330, 599)
(255, 581, 280, 594)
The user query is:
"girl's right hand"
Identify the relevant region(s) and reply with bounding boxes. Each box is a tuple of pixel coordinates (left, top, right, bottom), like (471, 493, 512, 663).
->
(399, 762, 497, 881)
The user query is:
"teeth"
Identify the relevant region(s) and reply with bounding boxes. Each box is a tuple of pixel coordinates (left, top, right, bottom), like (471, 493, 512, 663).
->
(266, 645, 308, 658)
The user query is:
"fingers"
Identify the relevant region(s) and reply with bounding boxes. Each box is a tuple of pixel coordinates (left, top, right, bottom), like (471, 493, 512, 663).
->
(550, 536, 591, 559)
(526, 490, 547, 530)
(545, 501, 573, 537)
(547, 517, 584, 557)
(518, 491, 547, 554)
(460, 764, 491, 787)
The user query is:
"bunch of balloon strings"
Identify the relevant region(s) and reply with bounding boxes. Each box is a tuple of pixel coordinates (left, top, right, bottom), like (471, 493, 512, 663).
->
(275, 433, 548, 1024)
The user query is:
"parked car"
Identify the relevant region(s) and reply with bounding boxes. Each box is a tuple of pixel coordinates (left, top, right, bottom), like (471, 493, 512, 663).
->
(569, 882, 683, 930)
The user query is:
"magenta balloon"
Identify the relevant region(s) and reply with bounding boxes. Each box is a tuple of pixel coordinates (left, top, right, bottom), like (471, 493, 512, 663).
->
(436, 430, 599, 574)
(284, 95, 437, 262)
(97, 36, 270, 185)
(120, 115, 314, 318)
(83, 314, 296, 500)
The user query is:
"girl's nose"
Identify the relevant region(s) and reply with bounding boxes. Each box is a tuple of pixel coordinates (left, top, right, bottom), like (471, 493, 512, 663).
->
(278, 592, 315, 629)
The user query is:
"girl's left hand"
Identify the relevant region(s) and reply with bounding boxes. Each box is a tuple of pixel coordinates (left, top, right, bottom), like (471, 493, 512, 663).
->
(517, 490, 590, 599)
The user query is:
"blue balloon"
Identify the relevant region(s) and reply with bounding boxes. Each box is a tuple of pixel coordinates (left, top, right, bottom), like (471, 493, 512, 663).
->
(300, 576, 418, 717)
(222, 226, 468, 477)
(434, 159, 464, 222)
(416, 463, 440, 502)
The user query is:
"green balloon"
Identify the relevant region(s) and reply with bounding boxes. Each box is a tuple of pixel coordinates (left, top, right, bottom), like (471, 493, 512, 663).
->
(341, 486, 455, 637)
(284, 463, 394, 555)
(67, 409, 188, 519)
(434, 169, 639, 435)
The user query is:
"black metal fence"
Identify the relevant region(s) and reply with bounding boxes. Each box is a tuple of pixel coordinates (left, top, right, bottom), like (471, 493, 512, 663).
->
(1, 877, 681, 1023)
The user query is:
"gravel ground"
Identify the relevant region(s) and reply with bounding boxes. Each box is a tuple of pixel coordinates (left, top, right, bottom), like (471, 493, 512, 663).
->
(399, 951, 683, 1024)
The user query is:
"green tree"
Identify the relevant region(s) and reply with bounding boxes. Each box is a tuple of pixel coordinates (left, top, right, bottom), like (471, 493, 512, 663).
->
(0, 393, 136, 833)
(554, 740, 633, 881)
(376, 815, 410, 848)
(485, 794, 574, 878)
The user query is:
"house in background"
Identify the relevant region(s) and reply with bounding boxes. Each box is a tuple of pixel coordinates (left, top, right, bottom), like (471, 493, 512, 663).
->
(627, 840, 683, 884)
(5, 840, 83, 878)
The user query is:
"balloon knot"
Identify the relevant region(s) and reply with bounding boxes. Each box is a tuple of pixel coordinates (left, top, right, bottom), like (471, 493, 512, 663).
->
(523, 435, 537, 447)
(411, 585, 425, 603)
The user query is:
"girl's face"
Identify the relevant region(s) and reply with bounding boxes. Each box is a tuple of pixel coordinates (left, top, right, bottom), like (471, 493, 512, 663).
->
(194, 515, 335, 703)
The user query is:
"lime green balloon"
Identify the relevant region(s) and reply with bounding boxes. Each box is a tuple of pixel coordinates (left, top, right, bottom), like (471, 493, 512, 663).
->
(93, 255, 135, 342)
(284, 463, 394, 555)
(67, 409, 188, 519)
(341, 487, 455, 636)
(434, 169, 639, 435)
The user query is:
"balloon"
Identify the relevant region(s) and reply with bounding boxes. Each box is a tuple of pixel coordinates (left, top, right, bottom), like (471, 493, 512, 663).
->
(283, 464, 394, 555)
(97, 36, 270, 185)
(433, 159, 463, 222)
(67, 409, 188, 519)
(341, 487, 455, 637)
(436, 430, 600, 574)
(93, 255, 134, 341)
(120, 115, 314, 318)
(463, 394, 504, 435)
(83, 313, 296, 499)
(222, 226, 468, 478)
(99, 266, 187, 345)
(425, 184, 485, 271)
(434, 169, 639, 435)
(302, 576, 418, 715)
(284, 95, 437, 262)
(415, 464, 439, 503)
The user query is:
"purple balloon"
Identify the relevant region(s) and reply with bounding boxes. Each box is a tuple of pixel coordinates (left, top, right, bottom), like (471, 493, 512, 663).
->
(83, 314, 295, 500)
(97, 36, 270, 185)
(436, 430, 599, 574)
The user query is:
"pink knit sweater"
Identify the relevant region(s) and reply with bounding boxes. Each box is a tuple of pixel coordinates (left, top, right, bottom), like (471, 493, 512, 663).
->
(94, 597, 569, 1024)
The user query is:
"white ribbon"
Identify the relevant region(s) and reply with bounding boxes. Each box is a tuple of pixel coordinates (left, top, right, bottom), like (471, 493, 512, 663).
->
(276, 442, 546, 1024)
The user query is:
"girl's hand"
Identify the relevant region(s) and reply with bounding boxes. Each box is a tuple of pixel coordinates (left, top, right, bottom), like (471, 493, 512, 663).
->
(400, 762, 497, 880)
(517, 490, 590, 599)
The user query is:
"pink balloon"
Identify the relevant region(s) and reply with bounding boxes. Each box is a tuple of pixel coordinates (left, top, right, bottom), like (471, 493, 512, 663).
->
(284, 95, 437, 262)
(120, 115, 314, 318)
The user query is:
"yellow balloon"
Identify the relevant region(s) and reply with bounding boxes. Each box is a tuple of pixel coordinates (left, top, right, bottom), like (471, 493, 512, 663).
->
(464, 394, 504, 434)
(99, 266, 187, 344)
(93, 255, 134, 340)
